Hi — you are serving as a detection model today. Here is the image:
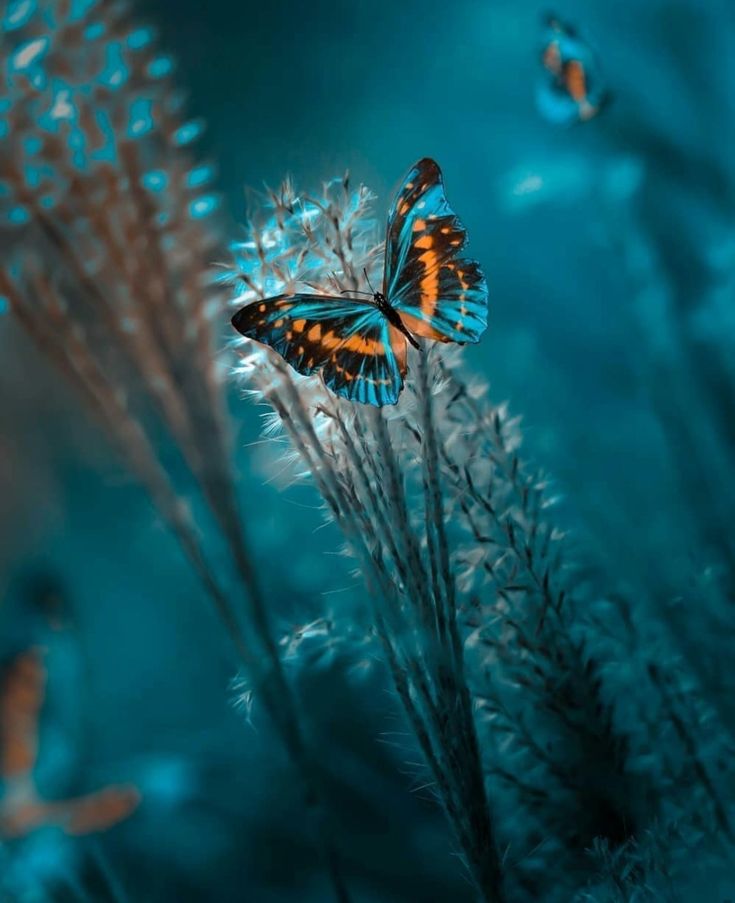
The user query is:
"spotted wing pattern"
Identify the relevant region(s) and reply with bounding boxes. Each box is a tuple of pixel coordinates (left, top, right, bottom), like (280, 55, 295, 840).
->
(232, 295, 407, 406)
(384, 158, 488, 344)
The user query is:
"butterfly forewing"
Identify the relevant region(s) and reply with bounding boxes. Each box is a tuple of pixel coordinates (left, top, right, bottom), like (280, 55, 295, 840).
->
(384, 158, 488, 344)
(232, 294, 407, 406)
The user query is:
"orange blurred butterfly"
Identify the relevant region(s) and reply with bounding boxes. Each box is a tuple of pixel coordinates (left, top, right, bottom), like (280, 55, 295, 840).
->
(538, 13, 610, 125)
(0, 648, 140, 839)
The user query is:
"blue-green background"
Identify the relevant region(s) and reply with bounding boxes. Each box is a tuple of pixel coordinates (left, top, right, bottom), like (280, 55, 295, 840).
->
(2, 0, 734, 899)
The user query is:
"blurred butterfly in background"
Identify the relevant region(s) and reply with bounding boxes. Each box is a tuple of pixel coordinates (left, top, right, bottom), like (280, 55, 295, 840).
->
(0, 649, 140, 839)
(231, 158, 489, 406)
(537, 13, 610, 126)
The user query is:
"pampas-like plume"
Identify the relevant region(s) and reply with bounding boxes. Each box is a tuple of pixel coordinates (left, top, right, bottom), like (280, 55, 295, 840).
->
(227, 175, 735, 901)
(226, 176, 506, 900)
(0, 4, 349, 899)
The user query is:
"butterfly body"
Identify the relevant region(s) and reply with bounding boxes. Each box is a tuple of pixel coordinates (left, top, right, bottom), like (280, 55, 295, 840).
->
(370, 291, 420, 349)
(232, 158, 488, 406)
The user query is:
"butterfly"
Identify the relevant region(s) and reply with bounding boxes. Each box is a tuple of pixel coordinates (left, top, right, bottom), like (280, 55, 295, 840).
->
(231, 158, 488, 406)
(0, 648, 140, 839)
(537, 13, 609, 126)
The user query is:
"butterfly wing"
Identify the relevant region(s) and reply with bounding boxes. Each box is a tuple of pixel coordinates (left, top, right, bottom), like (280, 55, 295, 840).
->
(384, 158, 488, 345)
(0, 649, 45, 784)
(232, 295, 408, 406)
(0, 650, 45, 838)
(0, 650, 140, 840)
(60, 785, 141, 836)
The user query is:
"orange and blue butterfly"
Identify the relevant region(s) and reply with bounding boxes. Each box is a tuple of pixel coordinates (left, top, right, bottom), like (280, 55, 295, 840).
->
(537, 13, 609, 126)
(231, 158, 489, 407)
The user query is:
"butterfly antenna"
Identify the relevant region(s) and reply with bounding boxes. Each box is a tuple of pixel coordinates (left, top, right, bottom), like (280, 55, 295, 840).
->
(363, 268, 376, 295)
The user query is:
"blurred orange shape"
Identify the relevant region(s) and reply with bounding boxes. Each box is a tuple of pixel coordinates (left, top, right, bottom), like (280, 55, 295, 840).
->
(0, 649, 45, 781)
(0, 650, 141, 840)
(62, 785, 142, 836)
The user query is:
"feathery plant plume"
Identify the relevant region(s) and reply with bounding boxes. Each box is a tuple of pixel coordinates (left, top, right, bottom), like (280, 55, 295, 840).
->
(0, 3, 349, 899)
(226, 175, 735, 901)
(226, 175, 506, 901)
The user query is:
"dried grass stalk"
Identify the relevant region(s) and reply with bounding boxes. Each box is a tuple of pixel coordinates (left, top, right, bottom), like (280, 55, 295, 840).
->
(0, 4, 349, 899)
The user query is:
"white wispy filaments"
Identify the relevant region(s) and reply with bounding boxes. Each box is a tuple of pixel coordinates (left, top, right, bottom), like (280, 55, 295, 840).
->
(225, 174, 511, 900)
(226, 171, 733, 902)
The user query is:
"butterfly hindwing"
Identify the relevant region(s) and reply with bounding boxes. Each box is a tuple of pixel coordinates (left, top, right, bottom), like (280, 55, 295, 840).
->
(232, 294, 407, 406)
(384, 158, 488, 344)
